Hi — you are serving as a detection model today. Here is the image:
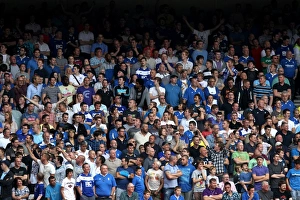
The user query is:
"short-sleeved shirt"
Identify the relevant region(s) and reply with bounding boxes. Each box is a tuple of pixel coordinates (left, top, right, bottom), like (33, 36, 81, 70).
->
(45, 183, 62, 200)
(94, 173, 116, 197)
(286, 168, 300, 190)
(76, 173, 94, 197)
(273, 189, 292, 200)
(116, 166, 134, 189)
(202, 187, 223, 197)
(61, 177, 76, 200)
(146, 168, 163, 190)
(191, 169, 207, 192)
(42, 86, 61, 104)
(164, 164, 180, 188)
(252, 165, 269, 191)
(37, 159, 55, 187)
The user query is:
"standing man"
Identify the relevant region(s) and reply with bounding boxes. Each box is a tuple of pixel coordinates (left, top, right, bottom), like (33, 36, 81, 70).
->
(79, 23, 94, 59)
(77, 77, 95, 106)
(252, 156, 270, 191)
(94, 164, 116, 200)
(178, 155, 195, 200)
(163, 156, 182, 200)
(145, 159, 164, 200)
(76, 163, 95, 200)
(134, 124, 151, 150)
(165, 75, 182, 107)
(0, 160, 14, 200)
(91, 34, 108, 56)
(286, 158, 300, 200)
(115, 158, 134, 200)
(90, 48, 105, 76)
(268, 153, 286, 192)
(45, 176, 62, 200)
(281, 50, 297, 100)
(232, 142, 249, 175)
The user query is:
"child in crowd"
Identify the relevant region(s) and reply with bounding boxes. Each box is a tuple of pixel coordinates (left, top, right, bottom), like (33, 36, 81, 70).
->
(257, 135, 272, 158)
(170, 186, 184, 200)
(34, 173, 45, 200)
(239, 163, 253, 193)
(233, 165, 242, 193)
(132, 167, 145, 200)
(143, 190, 153, 200)
(206, 166, 219, 186)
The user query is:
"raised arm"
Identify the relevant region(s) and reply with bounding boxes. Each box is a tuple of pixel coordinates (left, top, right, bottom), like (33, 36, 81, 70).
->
(25, 144, 38, 162)
(182, 16, 195, 32)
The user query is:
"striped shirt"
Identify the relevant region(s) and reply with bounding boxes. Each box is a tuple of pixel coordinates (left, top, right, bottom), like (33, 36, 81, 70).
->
(253, 84, 273, 99)
(76, 173, 95, 197)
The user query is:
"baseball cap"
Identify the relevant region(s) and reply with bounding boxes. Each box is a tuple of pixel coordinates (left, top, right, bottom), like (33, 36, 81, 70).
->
(1, 160, 10, 167)
(65, 142, 72, 147)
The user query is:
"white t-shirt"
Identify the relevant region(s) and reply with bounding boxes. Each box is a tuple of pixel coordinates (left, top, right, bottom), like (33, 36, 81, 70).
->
(278, 119, 295, 131)
(0, 137, 10, 148)
(149, 86, 165, 105)
(61, 177, 76, 200)
(76, 150, 89, 160)
(37, 159, 56, 187)
(193, 29, 211, 50)
(146, 168, 163, 190)
(134, 131, 152, 150)
(69, 74, 85, 87)
(79, 31, 94, 54)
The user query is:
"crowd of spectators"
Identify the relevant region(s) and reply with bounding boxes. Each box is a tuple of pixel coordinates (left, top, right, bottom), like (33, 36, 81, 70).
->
(1, 0, 300, 200)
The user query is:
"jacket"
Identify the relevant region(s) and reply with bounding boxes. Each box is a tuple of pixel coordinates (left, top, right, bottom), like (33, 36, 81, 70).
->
(0, 170, 14, 198)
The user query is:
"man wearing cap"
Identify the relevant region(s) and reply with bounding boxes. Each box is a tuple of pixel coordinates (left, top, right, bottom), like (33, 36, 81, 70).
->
(165, 74, 182, 107)
(0, 160, 14, 199)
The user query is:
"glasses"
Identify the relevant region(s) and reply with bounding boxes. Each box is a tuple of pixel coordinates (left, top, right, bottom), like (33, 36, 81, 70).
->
(160, 98, 165, 100)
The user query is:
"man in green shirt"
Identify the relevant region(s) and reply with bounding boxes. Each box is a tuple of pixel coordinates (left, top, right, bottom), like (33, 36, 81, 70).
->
(232, 141, 250, 174)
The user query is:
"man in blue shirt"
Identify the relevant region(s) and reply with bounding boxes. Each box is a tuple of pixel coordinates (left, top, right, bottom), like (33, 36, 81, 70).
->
(45, 176, 62, 200)
(286, 158, 300, 199)
(242, 184, 260, 200)
(276, 36, 294, 61)
(76, 163, 95, 200)
(165, 75, 182, 107)
(27, 49, 40, 80)
(280, 50, 298, 100)
(91, 34, 108, 56)
(46, 57, 61, 80)
(178, 155, 195, 200)
(94, 164, 116, 199)
(183, 77, 206, 107)
(115, 157, 134, 200)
